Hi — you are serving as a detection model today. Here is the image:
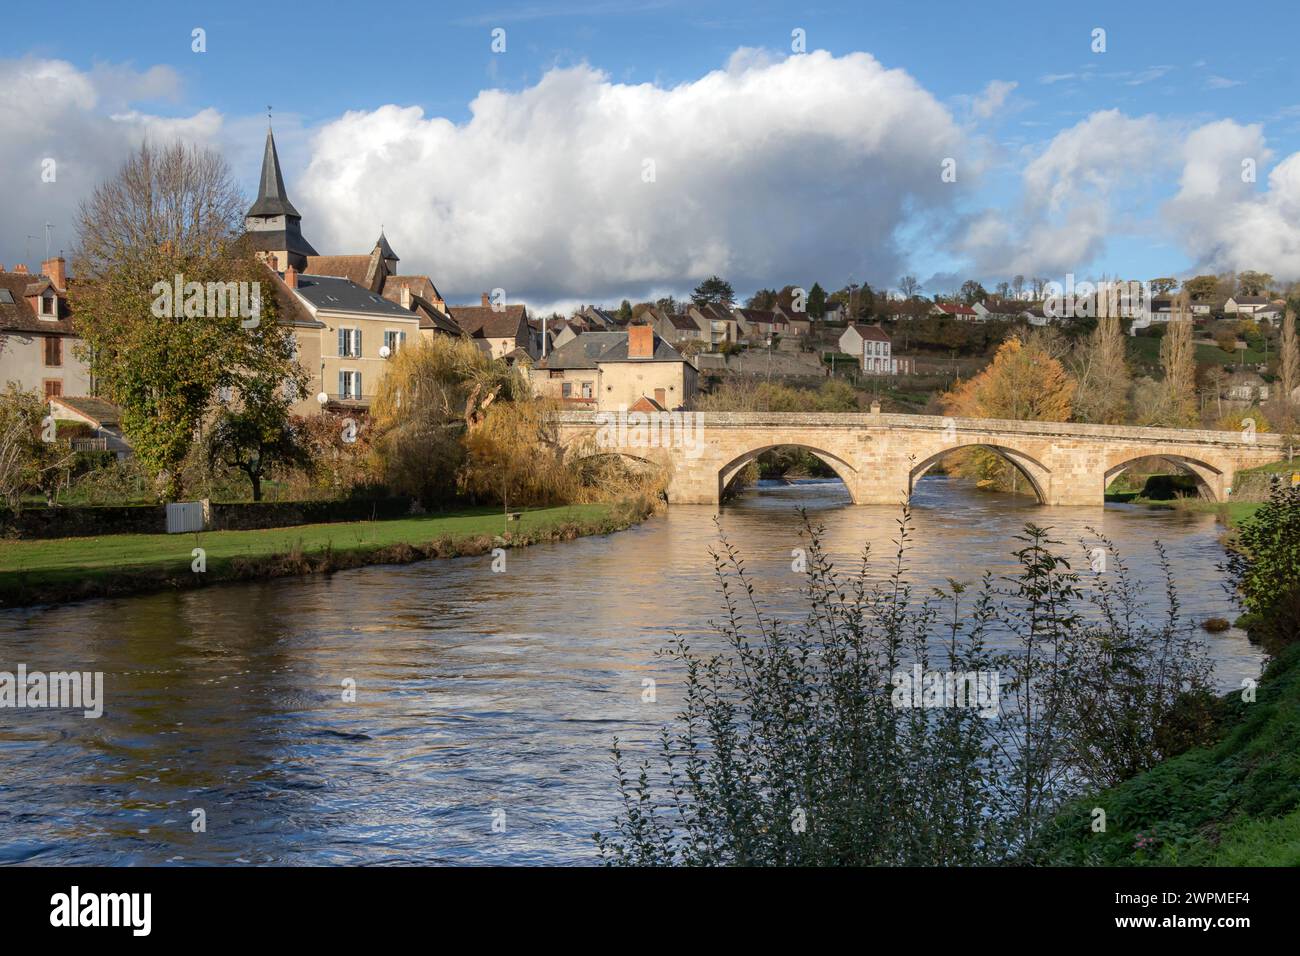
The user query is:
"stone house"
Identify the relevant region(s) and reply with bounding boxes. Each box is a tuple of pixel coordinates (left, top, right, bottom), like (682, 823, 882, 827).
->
(529, 325, 698, 410)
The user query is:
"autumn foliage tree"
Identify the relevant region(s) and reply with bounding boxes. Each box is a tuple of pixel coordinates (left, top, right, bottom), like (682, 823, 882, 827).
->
(941, 337, 1076, 492)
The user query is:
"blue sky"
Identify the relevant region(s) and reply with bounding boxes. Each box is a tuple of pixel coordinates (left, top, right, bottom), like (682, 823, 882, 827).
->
(7, 0, 1300, 306)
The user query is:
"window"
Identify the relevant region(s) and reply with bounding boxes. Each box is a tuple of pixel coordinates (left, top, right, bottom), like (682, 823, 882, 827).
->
(582, 382, 593, 399)
(383, 329, 406, 354)
(338, 327, 362, 358)
(43, 336, 62, 367)
(40, 293, 57, 318)
(43, 379, 62, 399)
(338, 370, 362, 400)
(562, 382, 573, 398)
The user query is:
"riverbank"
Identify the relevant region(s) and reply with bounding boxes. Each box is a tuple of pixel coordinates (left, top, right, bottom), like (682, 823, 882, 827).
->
(1033, 642, 1300, 866)
(1105, 494, 1262, 527)
(0, 499, 652, 609)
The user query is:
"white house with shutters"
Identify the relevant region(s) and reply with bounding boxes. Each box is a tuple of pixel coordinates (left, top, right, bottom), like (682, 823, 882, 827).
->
(839, 323, 913, 375)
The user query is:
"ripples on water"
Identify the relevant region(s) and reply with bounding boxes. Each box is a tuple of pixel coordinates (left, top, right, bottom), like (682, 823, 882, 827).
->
(0, 478, 1263, 865)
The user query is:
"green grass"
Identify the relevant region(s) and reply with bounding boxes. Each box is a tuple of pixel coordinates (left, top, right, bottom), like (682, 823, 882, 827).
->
(0, 502, 629, 607)
(1033, 643, 1300, 866)
(1126, 335, 1268, 374)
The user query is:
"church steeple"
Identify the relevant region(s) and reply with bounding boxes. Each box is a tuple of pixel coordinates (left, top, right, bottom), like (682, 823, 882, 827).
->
(243, 123, 317, 270)
(247, 126, 301, 219)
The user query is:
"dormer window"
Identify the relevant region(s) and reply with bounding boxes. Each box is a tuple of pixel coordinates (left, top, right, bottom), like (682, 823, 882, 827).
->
(39, 293, 57, 318)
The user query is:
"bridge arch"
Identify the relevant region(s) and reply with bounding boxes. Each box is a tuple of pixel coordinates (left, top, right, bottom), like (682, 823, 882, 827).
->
(1104, 452, 1224, 501)
(908, 443, 1051, 505)
(717, 444, 859, 504)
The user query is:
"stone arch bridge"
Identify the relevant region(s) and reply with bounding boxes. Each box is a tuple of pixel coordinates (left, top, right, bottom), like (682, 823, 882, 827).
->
(555, 410, 1285, 507)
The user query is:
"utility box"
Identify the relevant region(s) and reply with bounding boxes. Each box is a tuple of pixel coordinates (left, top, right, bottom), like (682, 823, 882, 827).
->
(165, 501, 206, 534)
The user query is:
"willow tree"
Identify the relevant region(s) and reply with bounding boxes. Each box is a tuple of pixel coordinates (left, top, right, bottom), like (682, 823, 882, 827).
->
(368, 335, 531, 506)
(1157, 301, 1198, 427)
(72, 141, 296, 500)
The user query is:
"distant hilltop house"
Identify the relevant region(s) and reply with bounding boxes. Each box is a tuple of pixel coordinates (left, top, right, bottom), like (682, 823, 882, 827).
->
(1224, 295, 1272, 316)
(929, 302, 979, 321)
(529, 325, 698, 411)
(838, 323, 913, 375)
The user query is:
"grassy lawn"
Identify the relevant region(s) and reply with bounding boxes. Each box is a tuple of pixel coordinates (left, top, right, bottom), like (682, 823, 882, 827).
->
(1034, 643, 1300, 865)
(0, 502, 626, 606)
(1127, 335, 1268, 374)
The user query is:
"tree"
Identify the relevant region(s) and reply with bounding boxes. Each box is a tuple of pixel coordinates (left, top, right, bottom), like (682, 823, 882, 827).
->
(370, 335, 528, 506)
(1150, 277, 1179, 296)
(1071, 315, 1130, 424)
(617, 299, 633, 323)
(1158, 305, 1198, 427)
(72, 141, 297, 500)
(1237, 271, 1274, 296)
(941, 337, 1076, 491)
(959, 279, 988, 305)
(1281, 309, 1299, 405)
(807, 282, 827, 319)
(206, 362, 311, 501)
(691, 275, 735, 307)
(654, 295, 679, 315)
(746, 288, 778, 309)
(898, 275, 922, 299)
(0, 385, 76, 510)
(1182, 275, 1219, 301)
(1011, 275, 1025, 299)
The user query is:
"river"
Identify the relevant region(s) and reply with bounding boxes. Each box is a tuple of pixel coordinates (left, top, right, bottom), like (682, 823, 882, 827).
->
(0, 477, 1263, 865)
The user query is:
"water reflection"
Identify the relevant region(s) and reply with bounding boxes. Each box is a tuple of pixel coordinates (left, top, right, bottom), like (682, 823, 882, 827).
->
(0, 477, 1262, 865)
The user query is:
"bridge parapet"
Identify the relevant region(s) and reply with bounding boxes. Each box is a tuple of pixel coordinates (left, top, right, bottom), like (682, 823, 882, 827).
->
(553, 410, 1287, 507)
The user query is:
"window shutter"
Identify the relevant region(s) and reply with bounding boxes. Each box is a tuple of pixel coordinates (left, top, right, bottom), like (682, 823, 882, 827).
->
(354, 329, 362, 357)
(338, 328, 347, 356)
(355, 372, 362, 397)
(338, 371, 346, 397)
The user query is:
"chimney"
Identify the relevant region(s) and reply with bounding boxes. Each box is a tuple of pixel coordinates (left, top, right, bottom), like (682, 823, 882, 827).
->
(401, 286, 411, 310)
(481, 292, 490, 307)
(42, 256, 67, 291)
(628, 324, 654, 359)
(13, 264, 28, 274)
(285, 264, 298, 289)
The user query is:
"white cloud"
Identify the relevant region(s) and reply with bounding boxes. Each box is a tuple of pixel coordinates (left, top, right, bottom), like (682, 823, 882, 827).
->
(295, 50, 965, 304)
(1164, 120, 1300, 278)
(958, 110, 1169, 277)
(1205, 75, 1243, 90)
(972, 80, 1017, 119)
(0, 57, 219, 269)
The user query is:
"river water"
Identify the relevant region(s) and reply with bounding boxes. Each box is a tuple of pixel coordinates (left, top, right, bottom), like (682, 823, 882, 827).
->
(0, 478, 1262, 865)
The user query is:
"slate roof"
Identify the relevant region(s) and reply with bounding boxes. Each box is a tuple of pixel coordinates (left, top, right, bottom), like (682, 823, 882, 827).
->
(247, 127, 301, 218)
(295, 273, 417, 317)
(539, 330, 686, 369)
(374, 231, 398, 261)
